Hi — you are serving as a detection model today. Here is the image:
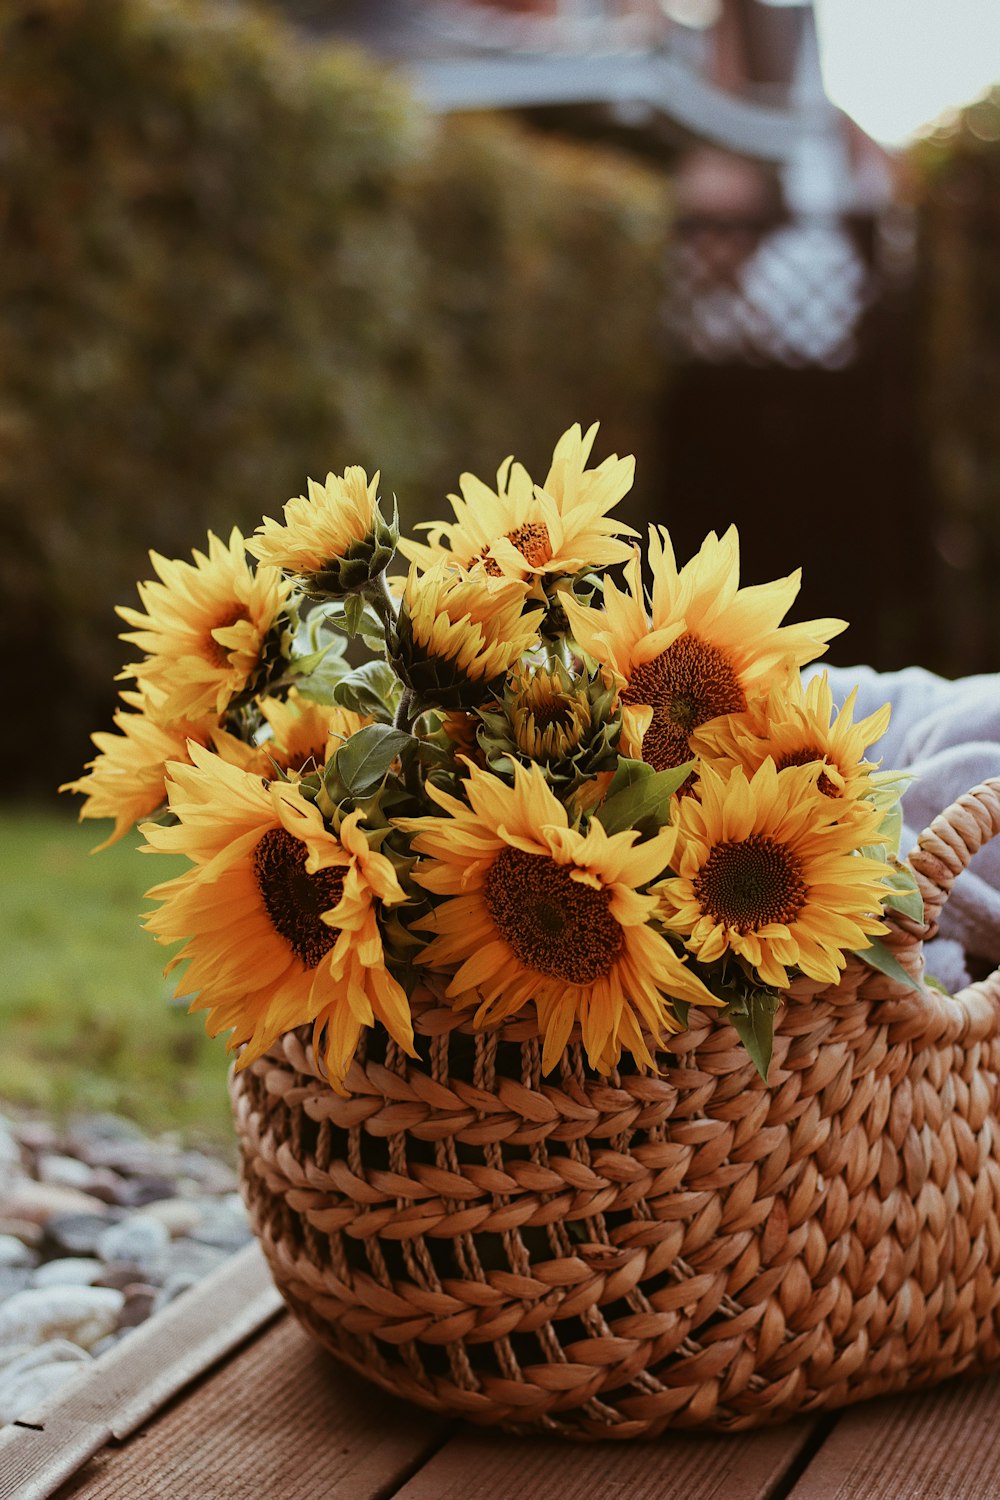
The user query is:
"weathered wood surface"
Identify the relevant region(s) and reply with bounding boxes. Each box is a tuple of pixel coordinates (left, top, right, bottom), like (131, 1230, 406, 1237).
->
(1, 1242, 998, 1499)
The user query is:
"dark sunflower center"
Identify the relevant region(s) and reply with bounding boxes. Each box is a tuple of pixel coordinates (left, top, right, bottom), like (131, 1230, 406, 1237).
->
(251, 827, 345, 968)
(776, 748, 839, 797)
(622, 632, 746, 771)
(205, 606, 252, 669)
(480, 521, 553, 577)
(694, 833, 806, 934)
(484, 846, 623, 985)
(530, 698, 574, 731)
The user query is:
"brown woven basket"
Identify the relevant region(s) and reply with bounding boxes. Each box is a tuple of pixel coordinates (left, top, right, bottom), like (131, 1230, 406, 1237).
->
(230, 777, 1000, 1437)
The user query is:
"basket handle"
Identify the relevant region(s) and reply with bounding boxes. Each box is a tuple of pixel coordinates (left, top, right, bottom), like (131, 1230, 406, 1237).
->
(894, 776, 1000, 1046)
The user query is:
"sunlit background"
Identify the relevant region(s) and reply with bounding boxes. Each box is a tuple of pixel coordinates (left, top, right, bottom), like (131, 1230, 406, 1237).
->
(817, 0, 1000, 145)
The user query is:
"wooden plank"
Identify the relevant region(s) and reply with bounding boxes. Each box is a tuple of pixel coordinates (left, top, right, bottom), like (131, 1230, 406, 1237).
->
(0, 1241, 283, 1500)
(51, 1318, 450, 1500)
(393, 1420, 823, 1500)
(786, 1375, 1000, 1499)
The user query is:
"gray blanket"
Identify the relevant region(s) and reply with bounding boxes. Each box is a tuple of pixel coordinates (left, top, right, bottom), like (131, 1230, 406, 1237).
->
(815, 666, 1000, 991)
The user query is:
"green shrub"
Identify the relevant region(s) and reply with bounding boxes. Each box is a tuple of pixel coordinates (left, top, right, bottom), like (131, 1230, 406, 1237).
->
(0, 0, 670, 793)
(912, 89, 1000, 672)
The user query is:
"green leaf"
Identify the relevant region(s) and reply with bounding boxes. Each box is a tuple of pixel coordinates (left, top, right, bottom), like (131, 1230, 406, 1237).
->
(333, 660, 401, 721)
(726, 990, 779, 1081)
(594, 758, 694, 838)
(288, 640, 352, 702)
(326, 724, 414, 798)
(671, 998, 690, 1029)
(341, 592, 365, 638)
(876, 801, 904, 858)
(880, 867, 925, 923)
(859, 935, 917, 988)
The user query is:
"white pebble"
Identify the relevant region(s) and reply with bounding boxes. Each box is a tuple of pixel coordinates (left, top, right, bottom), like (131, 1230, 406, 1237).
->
(135, 1196, 205, 1238)
(0, 1285, 124, 1352)
(0, 1235, 36, 1270)
(31, 1257, 104, 1289)
(97, 1215, 170, 1276)
(37, 1153, 99, 1193)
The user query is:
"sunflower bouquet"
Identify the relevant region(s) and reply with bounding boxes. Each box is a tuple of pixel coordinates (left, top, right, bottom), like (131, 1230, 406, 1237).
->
(65, 424, 920, 1094)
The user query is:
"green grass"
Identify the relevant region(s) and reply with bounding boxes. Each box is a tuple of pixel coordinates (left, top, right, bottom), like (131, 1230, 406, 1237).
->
(0, 806, 235, 1148)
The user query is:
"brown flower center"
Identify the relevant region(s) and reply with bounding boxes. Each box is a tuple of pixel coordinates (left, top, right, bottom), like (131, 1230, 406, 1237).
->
(204, 606, 252, 669)
(530, 700, 574, 732)
(694, 833, 806, 934)
(622, 632, 746, 771)
(480, 522, 553, 577)
(776, 748, 839, 797)
(484, 846, 623, 985)
(252, 827, 345, 968)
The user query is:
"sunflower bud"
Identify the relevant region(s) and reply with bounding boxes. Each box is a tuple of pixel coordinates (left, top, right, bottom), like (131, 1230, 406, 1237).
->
(477, 661, 621, 794)
(248, 467, 398, 600)
(389, 563, 543, 711)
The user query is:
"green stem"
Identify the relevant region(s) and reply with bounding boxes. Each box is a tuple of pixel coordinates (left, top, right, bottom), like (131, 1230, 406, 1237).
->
(362, 572, 398, 634)
(393, 688, 416, 732)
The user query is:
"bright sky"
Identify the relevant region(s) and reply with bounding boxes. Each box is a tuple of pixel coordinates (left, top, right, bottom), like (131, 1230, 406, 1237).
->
(815, 0, 1000, 145)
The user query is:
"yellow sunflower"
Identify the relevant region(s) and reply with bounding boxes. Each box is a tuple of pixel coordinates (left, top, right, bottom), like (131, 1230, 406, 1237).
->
(142, 745, 413, 1091)
(396, 761, 720, 1075)
(655, 759, 890, 990)
(562, 526, 846, 773)
(118, 529, 289, 721)
(248, 467, 395, 595)
(392, 562, 543, 708)
(226, 690, 370, 780)
(398, 423, 636, 584)
(60, 689, 218, 848)
(692, 672, 891, 814)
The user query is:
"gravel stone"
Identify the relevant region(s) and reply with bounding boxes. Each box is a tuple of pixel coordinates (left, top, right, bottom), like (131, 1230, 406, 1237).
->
(97, 1214, 170, 1277)
(36, 1153, 100, 1193)
(118, 1285, 157, 1329)
(0, 1106, 247, 1430)
(0, 1218, 42, 1249)
(0, 1234, 37, 1270)
(46, 1211, 116, 1256)
(3, 1182, 109, 1226)
(163, 1238, 231, 1282)
(137, 1197, 208, 1239)
(0, 1285, 124, 1351)
(188, 1197, 250, 1253)
(31, 1257, 104, 1289)
(0, 1118, 23, 1174)
(0, 1269, 32, 1301)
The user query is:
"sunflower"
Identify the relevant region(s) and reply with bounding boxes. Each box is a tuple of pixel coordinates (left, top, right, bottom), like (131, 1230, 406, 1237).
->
(232, 690, 370, 780)
(655, 759, 890, 990)
(692, 672, 891, 814)
(397, 424, 636, 585)
(141, 745, 413, 1091)
(561, 526, 846, 774)
(248, 467, 396, 596)
(391, 562, 544, 709)
(477, 660, 620, 803)
(60, 689, 219, 848)
(396, 761, 720, 1074)
(118, 529, 290, 721)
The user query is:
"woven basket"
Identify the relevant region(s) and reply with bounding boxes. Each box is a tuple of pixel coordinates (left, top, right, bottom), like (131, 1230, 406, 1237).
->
(230, 777, 1000, 1437)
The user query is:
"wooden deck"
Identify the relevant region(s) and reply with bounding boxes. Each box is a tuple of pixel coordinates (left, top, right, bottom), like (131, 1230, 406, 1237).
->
(2, 1242, 999, 1500)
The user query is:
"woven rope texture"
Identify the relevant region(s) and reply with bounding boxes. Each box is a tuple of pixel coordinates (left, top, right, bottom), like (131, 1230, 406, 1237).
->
(230, 778, 1000, 1437)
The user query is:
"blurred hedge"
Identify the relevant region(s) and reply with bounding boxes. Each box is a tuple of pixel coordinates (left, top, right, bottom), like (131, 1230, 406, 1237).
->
(912, 88, 1000, 673)
(1, 0, 670, 794)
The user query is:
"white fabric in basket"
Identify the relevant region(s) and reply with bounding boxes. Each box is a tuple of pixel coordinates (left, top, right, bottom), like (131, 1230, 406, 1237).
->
(812, 666, 1000, 991)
